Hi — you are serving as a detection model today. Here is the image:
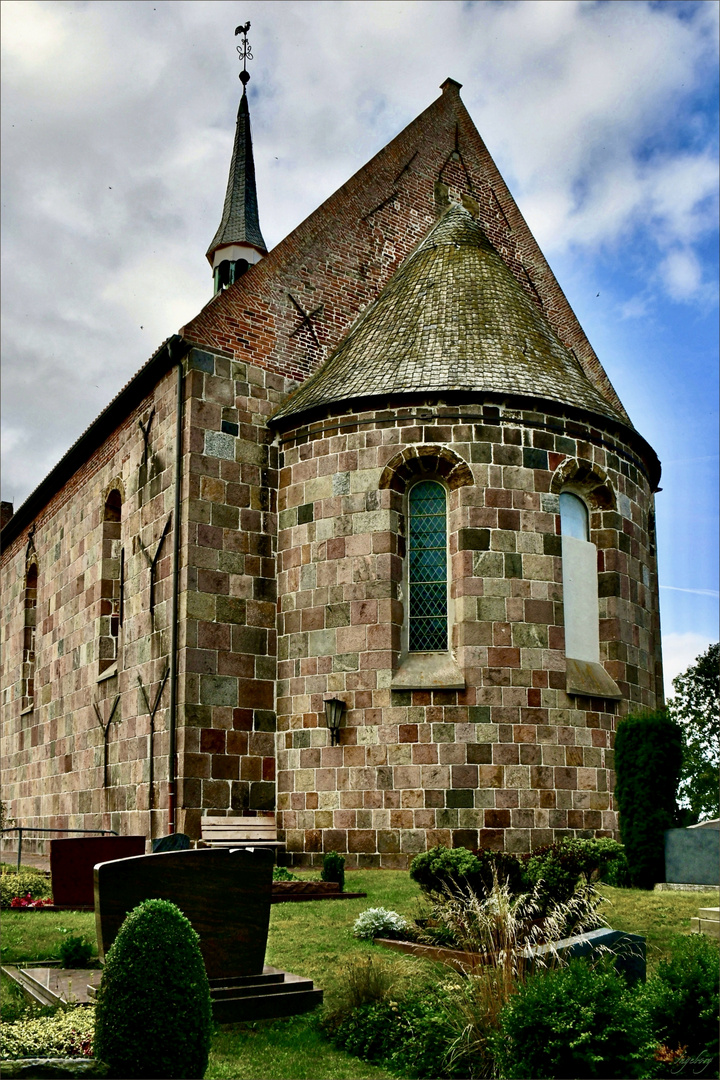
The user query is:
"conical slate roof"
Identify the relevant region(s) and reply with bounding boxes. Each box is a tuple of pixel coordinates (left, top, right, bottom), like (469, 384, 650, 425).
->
(207, 91, 267, 261)
(273, 205, 624, 424)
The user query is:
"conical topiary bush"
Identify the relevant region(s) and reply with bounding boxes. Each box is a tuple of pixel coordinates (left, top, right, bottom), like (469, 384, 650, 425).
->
(93, 898, 212, 1079)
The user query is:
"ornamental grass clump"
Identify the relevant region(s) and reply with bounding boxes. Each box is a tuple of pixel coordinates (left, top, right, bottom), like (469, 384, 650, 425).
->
(93, 899, 212, 1080)
(423, 872, 607, 1077)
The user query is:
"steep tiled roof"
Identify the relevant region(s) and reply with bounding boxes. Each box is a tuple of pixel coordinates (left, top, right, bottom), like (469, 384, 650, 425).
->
(273, 205, 626, 425)
(207, 91, 266, 261)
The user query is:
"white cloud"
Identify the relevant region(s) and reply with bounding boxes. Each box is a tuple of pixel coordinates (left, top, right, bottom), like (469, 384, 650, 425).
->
(1, 0, 717, 537)
(662, 632, 717, 700)
(660, 248, 703, 301)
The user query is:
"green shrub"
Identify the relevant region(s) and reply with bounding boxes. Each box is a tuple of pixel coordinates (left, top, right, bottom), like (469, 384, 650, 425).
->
(93, 899, 212, 1079)
(493, 959, 656, 1079)
(553, 836, 631, 886)
(59, 935, 93, 968)
(615, 711, 683, 888)
(352, 907, 411, 941)
(321, 851, 345, 892)
(522, 843, 587, 912)
(272, 866, 299, 881)
(472, 848, 527, 897)
(0, 869, 52, 909)
(1, 1006, 95, 1061)
(644, 934, 719, 1078)
(327, 987, 464, 1079)
(410, 845, 482, 896)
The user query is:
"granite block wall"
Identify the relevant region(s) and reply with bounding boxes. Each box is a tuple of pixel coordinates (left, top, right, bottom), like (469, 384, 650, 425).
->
(274, 398, 663, 867)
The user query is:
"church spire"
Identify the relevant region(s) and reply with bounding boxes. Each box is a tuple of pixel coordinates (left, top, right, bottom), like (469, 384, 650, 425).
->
(207, 22, 267, 294)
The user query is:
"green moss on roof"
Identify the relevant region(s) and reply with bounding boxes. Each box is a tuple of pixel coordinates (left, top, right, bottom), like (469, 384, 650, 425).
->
(273, 205, 625, 425)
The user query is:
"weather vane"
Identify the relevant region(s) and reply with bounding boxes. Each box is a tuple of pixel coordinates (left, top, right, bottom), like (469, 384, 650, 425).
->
(235, 21, 253, 87)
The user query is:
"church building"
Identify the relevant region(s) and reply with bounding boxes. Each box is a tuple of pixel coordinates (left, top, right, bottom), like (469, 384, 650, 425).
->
(0, 42, 664, 867)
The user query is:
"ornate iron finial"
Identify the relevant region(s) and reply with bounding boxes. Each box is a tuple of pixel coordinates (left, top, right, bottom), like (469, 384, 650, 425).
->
(235, 21, 253, 88)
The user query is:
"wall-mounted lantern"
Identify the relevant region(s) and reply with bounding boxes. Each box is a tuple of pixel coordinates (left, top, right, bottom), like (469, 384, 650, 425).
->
(323, 697, 346, 746)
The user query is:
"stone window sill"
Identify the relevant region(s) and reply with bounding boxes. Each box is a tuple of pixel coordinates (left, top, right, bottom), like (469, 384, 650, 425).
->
(97, 663, 118, 683)
(20, 704, 34, 716)
(391, 652, 465, 690)
(566, 657, 622, 700)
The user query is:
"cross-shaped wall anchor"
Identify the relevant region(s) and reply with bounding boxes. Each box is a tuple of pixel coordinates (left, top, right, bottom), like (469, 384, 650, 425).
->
(288, 293, 324, 348)
(137, 666, 169, 810)
(138, 408, 155, 468)
(138, 514, 172, 616)
(94, 694, 121, 788)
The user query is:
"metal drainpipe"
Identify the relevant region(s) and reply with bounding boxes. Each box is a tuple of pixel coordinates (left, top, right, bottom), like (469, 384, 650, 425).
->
(167, 351, 184, 833)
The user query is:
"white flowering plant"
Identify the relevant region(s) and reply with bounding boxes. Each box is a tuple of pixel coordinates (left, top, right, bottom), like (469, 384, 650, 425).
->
(352, 907, 411, 941)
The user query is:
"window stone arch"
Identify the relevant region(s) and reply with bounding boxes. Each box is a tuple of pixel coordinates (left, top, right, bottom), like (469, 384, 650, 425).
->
(379, 445, 473, 493)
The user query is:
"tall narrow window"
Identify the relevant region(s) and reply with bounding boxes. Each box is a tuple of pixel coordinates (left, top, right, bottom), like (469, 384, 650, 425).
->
(21, 563, 37, 712)
(408, 481, 448, 651)
(99, 489, 122, 674)
(560, 490, 621, 700)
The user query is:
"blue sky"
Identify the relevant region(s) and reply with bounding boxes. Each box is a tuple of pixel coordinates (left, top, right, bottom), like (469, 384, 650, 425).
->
(2, 0, 718, 691)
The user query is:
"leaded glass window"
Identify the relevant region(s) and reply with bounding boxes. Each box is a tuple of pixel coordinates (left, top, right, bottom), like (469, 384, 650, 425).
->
(408, 481, 448, 651)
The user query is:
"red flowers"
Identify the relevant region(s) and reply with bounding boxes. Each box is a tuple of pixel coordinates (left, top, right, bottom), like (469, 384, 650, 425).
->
(10, 891, 53, 909)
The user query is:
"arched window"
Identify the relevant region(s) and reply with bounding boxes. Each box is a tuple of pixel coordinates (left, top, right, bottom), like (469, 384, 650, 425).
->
(560, 490, 621, 700)
(408, 480, 448, 652)
(99, 489, 123, 674)
(559, 491, 589, 541)
(21, 562, 37, 712)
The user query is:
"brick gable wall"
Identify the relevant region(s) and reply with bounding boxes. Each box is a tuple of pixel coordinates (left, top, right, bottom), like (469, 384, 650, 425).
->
(183, 82, 629, 424)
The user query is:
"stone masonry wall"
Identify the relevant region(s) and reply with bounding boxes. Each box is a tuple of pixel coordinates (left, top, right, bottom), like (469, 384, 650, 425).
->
(274, 399, 662, 868)
(175, 347, 294, 839)
(1, 365, 182, 849)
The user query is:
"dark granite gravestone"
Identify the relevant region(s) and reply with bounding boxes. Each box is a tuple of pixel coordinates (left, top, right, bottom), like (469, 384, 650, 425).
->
(151, 833, 191, 852)
(50, 836, 146, 910)
(665, 820, 720, 885)
(94, 846, 274, 980)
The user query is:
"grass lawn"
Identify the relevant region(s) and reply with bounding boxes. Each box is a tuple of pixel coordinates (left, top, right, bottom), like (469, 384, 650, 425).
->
(2, 865, 718, 1078)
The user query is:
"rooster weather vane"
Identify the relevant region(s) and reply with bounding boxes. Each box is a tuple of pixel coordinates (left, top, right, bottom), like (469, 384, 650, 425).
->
(235, 21, 253, 88)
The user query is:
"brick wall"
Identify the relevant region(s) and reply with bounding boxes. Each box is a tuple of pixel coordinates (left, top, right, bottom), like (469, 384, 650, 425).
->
(183, 82, 628, 426)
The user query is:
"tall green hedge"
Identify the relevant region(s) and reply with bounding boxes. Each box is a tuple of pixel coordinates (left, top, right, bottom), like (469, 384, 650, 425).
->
(614, 711, 682, 889)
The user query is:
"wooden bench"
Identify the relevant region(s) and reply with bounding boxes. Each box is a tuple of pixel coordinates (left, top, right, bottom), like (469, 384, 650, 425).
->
(200, 815, 284, 853)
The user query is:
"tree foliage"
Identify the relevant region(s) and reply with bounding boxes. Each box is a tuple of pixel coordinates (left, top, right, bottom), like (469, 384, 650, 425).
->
(667, 642, 719, 823)
(614, 711, 683, 889)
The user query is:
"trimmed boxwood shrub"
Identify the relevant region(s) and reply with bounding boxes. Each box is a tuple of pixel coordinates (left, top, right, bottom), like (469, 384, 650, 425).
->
(614, 711, 683, 888)
(493, 959, 655, 1079)
(93, 899, 212, 1079)
(643, 934, 719, 1078)
(321, 851, 345, 892)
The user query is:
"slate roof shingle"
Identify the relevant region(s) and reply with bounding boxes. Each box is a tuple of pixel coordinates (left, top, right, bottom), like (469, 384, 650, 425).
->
(207, 91, 267, 260)
(273, 205, 626, 426)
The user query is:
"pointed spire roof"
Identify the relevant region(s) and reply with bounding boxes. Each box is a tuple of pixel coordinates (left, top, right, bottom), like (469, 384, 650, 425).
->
(207, 89, 267, 263)
(273, 205, 626, 425)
